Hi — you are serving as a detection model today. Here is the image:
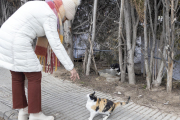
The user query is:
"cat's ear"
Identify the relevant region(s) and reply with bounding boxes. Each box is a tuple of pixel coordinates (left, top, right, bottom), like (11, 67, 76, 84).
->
(90, 93, 97, 102)
(93, 91, 95, 95)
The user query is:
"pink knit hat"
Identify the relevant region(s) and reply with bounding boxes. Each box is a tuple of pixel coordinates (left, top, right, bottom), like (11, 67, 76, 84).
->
(62, 0, 81, 20)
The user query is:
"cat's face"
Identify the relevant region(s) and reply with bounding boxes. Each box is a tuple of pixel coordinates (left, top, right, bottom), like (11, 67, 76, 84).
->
(87, 92, 97, 102)
(110, 64, 115, 69)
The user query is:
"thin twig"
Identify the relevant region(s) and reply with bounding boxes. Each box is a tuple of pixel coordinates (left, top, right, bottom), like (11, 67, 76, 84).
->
(73, 20, 89, 30)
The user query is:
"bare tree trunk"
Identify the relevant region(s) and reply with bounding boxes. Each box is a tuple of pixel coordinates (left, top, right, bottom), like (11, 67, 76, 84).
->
(131, 0, 139, 83)
(144, 0, 151, 90)
(157, 34, 164, 73)
(86, 26, 92, 75)
(64, 21, 74, 61)
(86, 0, 98, 75)
(167, 0, 175, 92)
(167, 47, 173, 92)
(155, 46, 166, 86)
(147, 0, 158, 81)
(118, 0, 125, 82)
(124, 0, 132, 84)
(83, 49, 88, 73)
(88, 36, 98, 74)
(1, 0, 8, 24)
(0, 0, 21, 26)
(124, 0, 137, 85)
(154, 6, 166, 87)
(124, 39, 127, 80)
(164, 0, 171, 92)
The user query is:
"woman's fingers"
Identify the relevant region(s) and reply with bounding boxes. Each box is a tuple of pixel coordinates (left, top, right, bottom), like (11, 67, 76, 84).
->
(77, 73, 80, 79)
(69, 68, 80, 81)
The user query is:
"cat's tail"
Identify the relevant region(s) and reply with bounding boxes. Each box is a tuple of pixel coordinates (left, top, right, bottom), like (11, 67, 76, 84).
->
(115, 96, 131, 107)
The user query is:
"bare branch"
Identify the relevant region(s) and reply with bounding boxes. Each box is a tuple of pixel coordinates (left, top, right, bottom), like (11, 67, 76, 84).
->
(166, 45, 174, 62)
(162, 0, 166, 7)
(135, 16, 140, 27)
(96, 8, 116, 36)
(157, 0, 162, 9)
(73, 20, 89, 30)
(73, 32, 88, 35)
(175, 0, 179, 10)
(120, 32, 126, 43)
(147, 0, 154, 33)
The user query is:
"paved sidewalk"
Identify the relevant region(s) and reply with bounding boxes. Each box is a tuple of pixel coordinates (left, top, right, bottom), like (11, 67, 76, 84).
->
(0, 67, 180, 120)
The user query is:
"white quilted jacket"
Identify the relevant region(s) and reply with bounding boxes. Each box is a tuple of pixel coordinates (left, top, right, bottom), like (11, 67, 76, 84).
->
(0, 1, 74, 72)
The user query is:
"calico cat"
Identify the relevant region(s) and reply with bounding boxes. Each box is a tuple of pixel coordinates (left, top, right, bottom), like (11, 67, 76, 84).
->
(86, 92, 130, 120)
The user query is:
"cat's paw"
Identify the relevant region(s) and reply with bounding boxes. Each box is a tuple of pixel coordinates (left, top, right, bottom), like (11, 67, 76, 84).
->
(116, 72, 121, 75)
(103, 118, 108, 120)
(103, 114, 110, 120)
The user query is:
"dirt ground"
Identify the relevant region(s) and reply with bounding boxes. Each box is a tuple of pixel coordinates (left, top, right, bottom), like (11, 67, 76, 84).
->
(53, 61, 180, 116)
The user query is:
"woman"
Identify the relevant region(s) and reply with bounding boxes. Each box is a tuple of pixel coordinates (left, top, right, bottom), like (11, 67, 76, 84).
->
(0, 0, 81, 120)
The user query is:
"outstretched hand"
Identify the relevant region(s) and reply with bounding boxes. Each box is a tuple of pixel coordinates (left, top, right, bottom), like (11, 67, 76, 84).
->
(70, 68, 80, 81)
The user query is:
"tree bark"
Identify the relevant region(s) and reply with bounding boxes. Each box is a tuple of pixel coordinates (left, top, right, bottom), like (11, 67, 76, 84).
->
(167, 0, 175, 92)
(64, 21, 74, 62)
(154, 6, 166, 87)
(118, 0, 125, 82)
(164, 0, 171, 92)
(86, 25, 92, 75)
(124, 0, 136, 84)
(131, 0, 139, 84)
(1, 0, 8, 24)
(83, 49, 88, 73)
(86, 0, 98, 75)
(0, 0, 21, 26)
(148, 0, 157, 78)
(144, 0, 151, 89)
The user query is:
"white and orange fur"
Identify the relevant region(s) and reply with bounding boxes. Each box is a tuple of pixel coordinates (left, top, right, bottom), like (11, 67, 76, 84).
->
(86, 92, 130, 120)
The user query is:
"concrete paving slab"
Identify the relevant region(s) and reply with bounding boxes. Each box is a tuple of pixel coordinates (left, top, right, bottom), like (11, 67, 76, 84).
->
(176, 117, 180, 120)
(162, 114, 174, 120)
(170, 116, 178, 120)
(0, 68, 179, 120)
